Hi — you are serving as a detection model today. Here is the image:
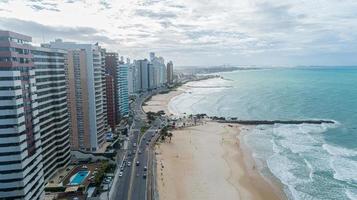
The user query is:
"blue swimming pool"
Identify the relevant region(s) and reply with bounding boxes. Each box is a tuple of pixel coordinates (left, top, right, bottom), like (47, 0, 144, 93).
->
(69, 170, 89, 185)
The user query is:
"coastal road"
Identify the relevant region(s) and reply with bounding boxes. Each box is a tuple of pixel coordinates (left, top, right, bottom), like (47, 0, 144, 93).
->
(129, 120, 161, 200)
(112, 89, 163, 200)
(112, 93, 149, 200)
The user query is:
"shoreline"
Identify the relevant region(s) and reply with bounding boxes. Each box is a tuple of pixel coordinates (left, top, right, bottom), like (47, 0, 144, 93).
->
(143, 82, 287, 200)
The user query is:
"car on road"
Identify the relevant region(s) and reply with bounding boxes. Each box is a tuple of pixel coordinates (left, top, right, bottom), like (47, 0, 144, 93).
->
(136, 161, 140, 166)
(144, 166, 147, 171)
(138, 150, 142, 154)
(133, 143, 137, 147)
(127, 162, 131, 167)
(143, 173, 147, 179)
(119, 172, 123, 177)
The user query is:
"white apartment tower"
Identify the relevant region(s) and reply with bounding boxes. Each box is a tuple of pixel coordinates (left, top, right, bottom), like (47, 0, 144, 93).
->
(32, 46, 71, 181)
(46, 39, 108, 152)
(0, 30, 44, 200)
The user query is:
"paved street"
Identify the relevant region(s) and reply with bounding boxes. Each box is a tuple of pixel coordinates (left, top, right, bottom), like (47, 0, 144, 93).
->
(112, 90, 164, 200)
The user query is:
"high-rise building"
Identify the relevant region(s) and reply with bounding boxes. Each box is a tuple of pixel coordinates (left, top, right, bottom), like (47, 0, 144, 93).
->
(135, 59, 149, 92)
(100, 48, 108, 134)
(167, 61, 174, 84)
(32, 46, 71, 181)
(105, 52, 118, 125)
(47, 40, 108, 152)
(127, 64, 136, 95)
(105, 74, 116, 131)
(0, 30, 44, 200)
(149, 52, 155, 62)
(148, 63, 155, 89)
(117, 64, 129, 116)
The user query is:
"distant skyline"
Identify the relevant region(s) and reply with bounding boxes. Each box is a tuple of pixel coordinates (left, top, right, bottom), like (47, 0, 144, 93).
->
(1, 0, 357, 66)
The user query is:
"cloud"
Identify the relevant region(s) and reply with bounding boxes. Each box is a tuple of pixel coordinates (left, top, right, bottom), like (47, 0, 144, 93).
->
(0, 18, 117, 45)
(26, 0, 60, 12)
(135, 9, 177, 19)
(99, 0, 111, 9)
(1, 0, 357, 66)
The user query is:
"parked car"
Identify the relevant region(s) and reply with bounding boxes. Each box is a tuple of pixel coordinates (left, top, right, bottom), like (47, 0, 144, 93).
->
(144, 166, 147, 171)
(119, 172, 123, 177)
(136, 161, 140, 166)
(143, 173, 147, 179)
(127, 162, 131, 167)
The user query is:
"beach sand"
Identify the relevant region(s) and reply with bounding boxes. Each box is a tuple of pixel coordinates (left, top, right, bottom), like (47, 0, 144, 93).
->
(142, 87, 185, 115)
(144, 85, 285, 200)
(155, 122, 284, 200)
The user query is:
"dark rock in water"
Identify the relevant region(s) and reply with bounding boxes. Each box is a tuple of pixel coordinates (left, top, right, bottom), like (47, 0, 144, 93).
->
(217, 119, 335, 125)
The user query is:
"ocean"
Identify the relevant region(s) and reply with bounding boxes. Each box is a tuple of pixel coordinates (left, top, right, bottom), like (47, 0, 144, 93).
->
(169, 67, 357, 200)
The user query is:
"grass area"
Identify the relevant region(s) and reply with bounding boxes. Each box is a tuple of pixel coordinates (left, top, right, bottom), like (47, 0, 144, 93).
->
(94, 161, 116, 187)
(140, 126, 150, 134)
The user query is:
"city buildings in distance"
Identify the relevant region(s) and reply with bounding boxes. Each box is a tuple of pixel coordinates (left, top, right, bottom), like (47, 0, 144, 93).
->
(0, 29, 175, 200)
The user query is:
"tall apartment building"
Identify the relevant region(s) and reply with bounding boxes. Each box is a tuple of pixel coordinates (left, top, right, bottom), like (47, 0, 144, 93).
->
(127, 64, 136, 95)
(117, 64, 129, 116)
(135, 59, 149, 92)
(150, 53, 167, 87)
(104, 52, 118, 127)
(105, 74, 116, 131)
(167, 61, 174, 84)
(32, 46, 71, 181)
(148, 63, 155, 89)
(46, 40, 108, 152)
(0, 30, 44, 200)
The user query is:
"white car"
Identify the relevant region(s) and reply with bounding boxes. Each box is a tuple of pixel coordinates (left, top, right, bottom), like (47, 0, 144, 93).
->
(119, 172, 123, 177)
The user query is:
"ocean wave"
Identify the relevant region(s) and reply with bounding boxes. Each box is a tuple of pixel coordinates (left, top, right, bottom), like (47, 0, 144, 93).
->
(323, 144, 357, 157)
(244, 122, 355, 200)
(330, 156, 357, 184)
(346, 189, 357, 200)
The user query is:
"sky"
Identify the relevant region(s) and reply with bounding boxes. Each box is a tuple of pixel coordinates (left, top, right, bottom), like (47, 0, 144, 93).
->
(1, 0, 357, 67)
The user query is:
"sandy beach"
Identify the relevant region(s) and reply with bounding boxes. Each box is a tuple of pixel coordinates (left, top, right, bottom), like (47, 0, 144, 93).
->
(145, 85, 285, 200)
(142, 87, 186, 115)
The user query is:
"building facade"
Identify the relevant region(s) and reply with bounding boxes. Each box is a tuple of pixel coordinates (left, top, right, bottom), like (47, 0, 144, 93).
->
(105, 74, 116, 131)
(0, 30, 44, 200)
(117, 64, 129, 116)
(167, 61, 174, 85)
(47, 40, 108, 152)
(104, 52, 118, 126)
(32, 46, 71, 181)
(135, 59, 149, 92)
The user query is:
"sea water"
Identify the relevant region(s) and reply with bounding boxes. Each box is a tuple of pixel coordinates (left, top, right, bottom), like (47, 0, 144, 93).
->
(169, 67, 357, 200)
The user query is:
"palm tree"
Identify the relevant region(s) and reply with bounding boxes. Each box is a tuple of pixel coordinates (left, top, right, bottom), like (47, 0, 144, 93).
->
(168, 132, 173, 142)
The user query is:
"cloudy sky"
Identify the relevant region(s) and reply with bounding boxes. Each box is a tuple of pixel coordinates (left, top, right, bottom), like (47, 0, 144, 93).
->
(1, 0, 357, 66)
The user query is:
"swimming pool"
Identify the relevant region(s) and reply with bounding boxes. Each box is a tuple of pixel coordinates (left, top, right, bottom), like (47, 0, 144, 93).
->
(68, 170, 90, 185)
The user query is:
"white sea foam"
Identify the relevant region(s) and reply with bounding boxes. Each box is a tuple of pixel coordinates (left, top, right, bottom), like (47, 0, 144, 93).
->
(346, 189, 357, 200)
(303, 158, 314, 181)
(330, 156, 357, 183)
(323, 144, 357, 157)
(249, 123, 343, 200)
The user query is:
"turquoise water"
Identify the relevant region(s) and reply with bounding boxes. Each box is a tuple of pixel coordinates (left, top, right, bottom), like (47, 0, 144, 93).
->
(169, 67, 357, 200)
(69, 170, 89, 185)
